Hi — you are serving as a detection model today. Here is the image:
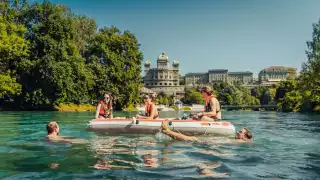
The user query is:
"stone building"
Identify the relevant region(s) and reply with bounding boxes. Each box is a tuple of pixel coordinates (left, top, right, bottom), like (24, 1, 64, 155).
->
(258, 66, 289, 83)
(228, 71, 253, 85)
(143, 52, 184, 99)
(185, 73, 208, 86)
(185, 69, 253, 86)
(208, 69, 228, 83)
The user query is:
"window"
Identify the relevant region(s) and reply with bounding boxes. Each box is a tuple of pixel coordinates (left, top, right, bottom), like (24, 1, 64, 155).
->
(155, 83, 157, 85)
(146, 83, 149, 86)
(164, 83, 167, 85)
(174, 83, 177, 85)
(169, 83, 172, 85)
(151, 83, 153, 85)
(160, 83, 162, 85)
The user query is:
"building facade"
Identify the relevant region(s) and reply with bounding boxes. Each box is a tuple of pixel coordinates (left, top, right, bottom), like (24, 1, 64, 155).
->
(185, 69, 253, 86)
(258, 66, 290, 83)
(143, 52, 184, 98)
(208, 69, 228, 83)
(185, 73, 208, 86)
(228, 71, 253, 85)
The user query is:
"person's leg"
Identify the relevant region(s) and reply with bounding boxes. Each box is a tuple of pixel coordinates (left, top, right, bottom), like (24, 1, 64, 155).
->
(161, 121, 199, 142)
(200, 116, 215, 121)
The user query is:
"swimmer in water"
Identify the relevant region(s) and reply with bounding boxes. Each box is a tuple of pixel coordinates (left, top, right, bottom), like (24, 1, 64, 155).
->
(46, 121, 87, 144)
(160, 120, 253, 143)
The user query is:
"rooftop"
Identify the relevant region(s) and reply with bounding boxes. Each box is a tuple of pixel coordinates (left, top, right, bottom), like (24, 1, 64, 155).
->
(263, 66, 286, 70)
(228, 71, 253, 75)
(185, 72, 207, 76)
(208, 69, 228, 73)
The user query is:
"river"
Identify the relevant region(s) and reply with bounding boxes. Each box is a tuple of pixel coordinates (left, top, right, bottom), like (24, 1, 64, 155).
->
(0, 111, 319, 179)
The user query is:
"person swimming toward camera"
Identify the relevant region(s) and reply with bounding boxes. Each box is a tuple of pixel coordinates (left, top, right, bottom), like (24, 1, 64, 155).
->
(136, 94, 159, 120)
(193, 86, 222, 121)
(160, 120, 253, 143)
(95, 92, 113, 119)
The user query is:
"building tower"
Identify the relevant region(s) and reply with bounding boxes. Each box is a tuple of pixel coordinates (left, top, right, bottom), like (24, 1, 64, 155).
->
(157, 52, 169, 69)
(144, 60, 151, 75)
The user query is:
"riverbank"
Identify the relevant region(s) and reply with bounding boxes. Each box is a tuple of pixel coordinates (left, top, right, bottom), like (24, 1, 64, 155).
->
(55, 104, 96, 112)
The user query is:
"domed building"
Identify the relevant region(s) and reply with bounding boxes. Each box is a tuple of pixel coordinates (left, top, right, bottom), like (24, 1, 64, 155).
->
(143, 52, 184, 99)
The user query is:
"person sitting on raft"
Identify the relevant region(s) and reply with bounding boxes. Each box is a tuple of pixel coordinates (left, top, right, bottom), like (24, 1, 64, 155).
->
(136, 94, 159, 120)
(194, 86, 222, 121)
(95, 92, 113, 119)
(160, 120, 253, 142)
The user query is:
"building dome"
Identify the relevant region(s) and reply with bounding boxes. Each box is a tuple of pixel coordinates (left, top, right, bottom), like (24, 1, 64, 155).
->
(172, 60, 179, 67)
(144, 60, 151, 67)
(157, 52, 169, 61)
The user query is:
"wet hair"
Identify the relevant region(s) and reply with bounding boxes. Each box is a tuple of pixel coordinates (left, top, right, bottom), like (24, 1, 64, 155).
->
(143, 94, 156, 102)
(46, 121, 58, 134)
(245, 131, 253, 139)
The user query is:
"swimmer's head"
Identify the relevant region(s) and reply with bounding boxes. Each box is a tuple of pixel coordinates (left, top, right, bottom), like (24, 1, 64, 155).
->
(236, 128, 252, 140)
(46, 121, 59, 135)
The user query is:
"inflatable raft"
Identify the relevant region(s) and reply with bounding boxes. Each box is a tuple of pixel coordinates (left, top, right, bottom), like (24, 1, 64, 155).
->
(87, 118, 235, 136)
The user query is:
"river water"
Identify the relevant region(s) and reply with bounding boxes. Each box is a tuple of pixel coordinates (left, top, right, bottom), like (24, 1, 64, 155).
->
(0, 111, 319, 179)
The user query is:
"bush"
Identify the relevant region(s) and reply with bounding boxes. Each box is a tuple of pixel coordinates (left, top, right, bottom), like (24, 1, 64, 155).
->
(55, 104, 96, 112)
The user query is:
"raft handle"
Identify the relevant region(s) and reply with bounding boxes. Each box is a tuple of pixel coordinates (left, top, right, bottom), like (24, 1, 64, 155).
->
(168, 121, 172, 126)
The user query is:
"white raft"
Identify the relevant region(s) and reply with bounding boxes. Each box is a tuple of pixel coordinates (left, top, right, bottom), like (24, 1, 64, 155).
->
(87, 118, 235, 136)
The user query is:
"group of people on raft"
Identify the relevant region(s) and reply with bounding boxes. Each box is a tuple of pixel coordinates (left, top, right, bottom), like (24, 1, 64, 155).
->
(91, 86, 253, 142)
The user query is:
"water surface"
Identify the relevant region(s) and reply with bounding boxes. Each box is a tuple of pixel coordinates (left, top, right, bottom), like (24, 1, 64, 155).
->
(0, 111, 319, 179)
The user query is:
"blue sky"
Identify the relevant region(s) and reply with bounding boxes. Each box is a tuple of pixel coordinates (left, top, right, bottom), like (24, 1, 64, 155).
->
(30, 0, 320, 76)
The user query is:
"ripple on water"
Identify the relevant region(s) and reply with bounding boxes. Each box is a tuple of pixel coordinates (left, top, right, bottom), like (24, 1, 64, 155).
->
(0, 111, 319, 179)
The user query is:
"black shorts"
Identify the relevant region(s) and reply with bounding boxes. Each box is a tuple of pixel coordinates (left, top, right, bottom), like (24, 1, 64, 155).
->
(99, 114, 110, 118)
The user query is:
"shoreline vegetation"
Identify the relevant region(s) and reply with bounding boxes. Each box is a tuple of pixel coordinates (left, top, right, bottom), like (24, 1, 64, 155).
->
(0, 1, 319, 113)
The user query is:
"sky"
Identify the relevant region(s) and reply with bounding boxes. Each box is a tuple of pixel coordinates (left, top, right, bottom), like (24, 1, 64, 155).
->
(30, 0, 320, 76)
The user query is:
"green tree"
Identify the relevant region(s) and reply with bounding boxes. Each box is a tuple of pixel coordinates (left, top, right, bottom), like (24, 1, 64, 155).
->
(86, 26, 143, 109)
(275, 80, 297, 101)
(183, 88, 204, 104)
(277, 90, 302, 112)
(0, 72, 22, 98)
(299, 18, 320, 111)
(17, 2, 95, 109)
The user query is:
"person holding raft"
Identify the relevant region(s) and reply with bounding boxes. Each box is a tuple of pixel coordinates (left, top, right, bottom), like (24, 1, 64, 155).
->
(194, 86, 222, 121)
(136, 94, 159, 120)
(95, 92, 113, 119)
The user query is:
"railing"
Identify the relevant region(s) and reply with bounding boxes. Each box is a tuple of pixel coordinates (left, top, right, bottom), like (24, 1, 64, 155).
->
(221, 105, 277, 109)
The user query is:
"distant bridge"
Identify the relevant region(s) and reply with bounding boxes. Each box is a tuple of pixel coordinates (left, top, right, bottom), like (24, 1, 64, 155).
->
(221, 105, 277, 110)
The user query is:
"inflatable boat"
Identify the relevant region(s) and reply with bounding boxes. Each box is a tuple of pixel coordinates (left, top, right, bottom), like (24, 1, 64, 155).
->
(87, 118, 235, 136)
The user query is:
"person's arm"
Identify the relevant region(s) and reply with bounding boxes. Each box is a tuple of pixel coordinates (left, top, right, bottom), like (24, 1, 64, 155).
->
(95, 104, 101, 119)
(109, 107, 113, 118)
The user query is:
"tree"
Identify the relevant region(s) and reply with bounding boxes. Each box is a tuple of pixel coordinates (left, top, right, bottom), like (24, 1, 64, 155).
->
(299, 18, 320, 111)
(0, 14, 29, 73)
(277, 90, 302, 112)
(0, 72, 22, 98)
(275, 80, 297, 101)
(86, 26, 143, 109)
(183, 88, 204, 104)
(16, 2, 95, 109)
